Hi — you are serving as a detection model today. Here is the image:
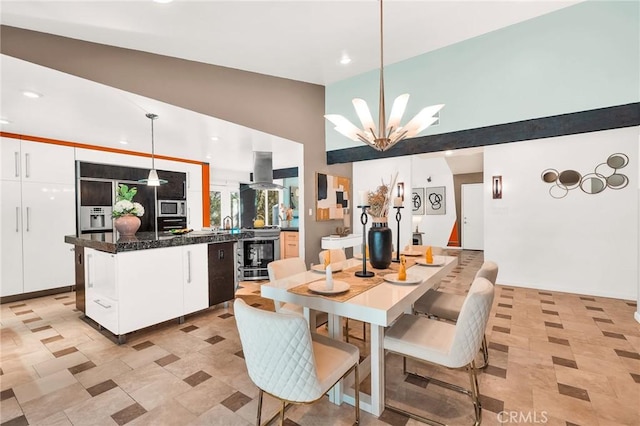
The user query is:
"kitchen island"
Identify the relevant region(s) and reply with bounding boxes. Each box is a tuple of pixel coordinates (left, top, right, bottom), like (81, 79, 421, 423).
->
(65, 230, 252, 343)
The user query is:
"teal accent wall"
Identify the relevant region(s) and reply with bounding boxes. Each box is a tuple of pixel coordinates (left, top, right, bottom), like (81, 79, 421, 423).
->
(325, 1, 640, 151)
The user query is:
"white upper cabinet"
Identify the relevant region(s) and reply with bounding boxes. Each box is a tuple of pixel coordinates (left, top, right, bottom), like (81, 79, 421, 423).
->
(1, 137, 22, 181)
(187, 190, 204, 230)
(2, 138, 75, 184)
(20, 141, 75, 184)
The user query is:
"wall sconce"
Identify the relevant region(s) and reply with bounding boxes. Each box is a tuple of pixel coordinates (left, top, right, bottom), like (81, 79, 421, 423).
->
(397, 182, 405, 201)
(492, 175, 503, 199)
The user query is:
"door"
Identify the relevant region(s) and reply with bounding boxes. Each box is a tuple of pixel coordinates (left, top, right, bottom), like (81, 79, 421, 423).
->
(461, 183, 484, 250)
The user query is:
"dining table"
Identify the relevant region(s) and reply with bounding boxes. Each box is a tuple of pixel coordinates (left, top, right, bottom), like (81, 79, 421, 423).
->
(260, 254, 458, 417)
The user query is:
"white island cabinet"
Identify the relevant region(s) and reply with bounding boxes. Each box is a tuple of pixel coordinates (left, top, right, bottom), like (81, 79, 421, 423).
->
(68, 230, 248, 343)
(85, 244, 208, 341)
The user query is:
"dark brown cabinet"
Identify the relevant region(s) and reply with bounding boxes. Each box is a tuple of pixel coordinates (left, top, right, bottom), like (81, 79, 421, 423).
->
(208, 242, 235, 306)
(156, 171, 187, 200)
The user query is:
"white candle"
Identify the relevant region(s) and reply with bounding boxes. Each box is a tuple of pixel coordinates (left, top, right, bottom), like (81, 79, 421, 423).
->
(325, 264, 334, 290)
(358, 190, 369, 206)
(394, 196, 403, 207)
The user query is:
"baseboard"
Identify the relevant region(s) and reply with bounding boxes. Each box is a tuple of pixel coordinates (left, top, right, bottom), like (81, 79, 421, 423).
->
(0, 286, 74, 304)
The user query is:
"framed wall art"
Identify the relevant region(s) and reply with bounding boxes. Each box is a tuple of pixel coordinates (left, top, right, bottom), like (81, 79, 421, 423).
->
(425, 186, 446, 215)
(411, 187, 425, 215)
(316, 172, 350, 221)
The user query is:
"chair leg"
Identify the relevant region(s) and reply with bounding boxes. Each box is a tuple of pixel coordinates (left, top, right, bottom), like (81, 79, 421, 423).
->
(402, 356, 407, 375)
(279, 400, 286, 426)
(354, 363, 360, 425)
(256, 389, 263, 426)
(362, 322, 367, 342)
(345, 318, 350, 343)
(467, 361, 482, 426)
(478, 335, 489, 369)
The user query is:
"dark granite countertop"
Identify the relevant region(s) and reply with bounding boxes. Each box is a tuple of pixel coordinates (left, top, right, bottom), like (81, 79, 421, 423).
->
(65, 230, 253, 254)
(280, 227, 299, 232)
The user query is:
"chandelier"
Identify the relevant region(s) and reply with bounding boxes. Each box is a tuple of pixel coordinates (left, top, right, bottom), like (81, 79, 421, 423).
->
(325, 0, 444, 152)
(139, 113, 167, 186)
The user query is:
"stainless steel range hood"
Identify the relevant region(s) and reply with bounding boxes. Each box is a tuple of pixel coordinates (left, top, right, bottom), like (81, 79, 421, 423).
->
(249, 151, 284, 190)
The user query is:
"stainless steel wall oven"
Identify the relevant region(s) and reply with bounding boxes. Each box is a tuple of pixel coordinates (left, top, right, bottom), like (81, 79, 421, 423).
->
(237, 227, 281, 281)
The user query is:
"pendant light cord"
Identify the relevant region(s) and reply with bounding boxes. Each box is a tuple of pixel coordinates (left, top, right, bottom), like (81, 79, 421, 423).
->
(378, 0, 386, 138)
(146, 113, 158, 169)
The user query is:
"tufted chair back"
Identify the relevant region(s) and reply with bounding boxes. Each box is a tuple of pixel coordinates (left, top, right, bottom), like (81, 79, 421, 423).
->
(318, 249, 347, 265)
(475, 260, 499, 285)
(447, 277, 495, 368)
(267, 257, 307, 281)
(234, 299, 323, 402)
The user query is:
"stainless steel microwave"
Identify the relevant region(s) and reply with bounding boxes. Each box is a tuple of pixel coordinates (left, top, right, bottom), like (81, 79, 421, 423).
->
(157, 200, 187, 217)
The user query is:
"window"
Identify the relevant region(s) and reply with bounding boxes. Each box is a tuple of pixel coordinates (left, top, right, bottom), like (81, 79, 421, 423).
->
(209, 191, 221, 226)
(230, 191, 239, 229)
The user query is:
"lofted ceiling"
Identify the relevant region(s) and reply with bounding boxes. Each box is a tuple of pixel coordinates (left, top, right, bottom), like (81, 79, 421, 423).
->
(0, 0, 582, 175)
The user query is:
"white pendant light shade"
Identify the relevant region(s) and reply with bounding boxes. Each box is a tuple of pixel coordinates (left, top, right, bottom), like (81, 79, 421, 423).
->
(402, 104, 444, 138)
(138, 113, 168, 186)
(352, 98, 377, 134)
(146, 169, 161, 186)
(387, 93, 410, 131)
(325, 114, 363, 141)
(324, 0, 444, 152)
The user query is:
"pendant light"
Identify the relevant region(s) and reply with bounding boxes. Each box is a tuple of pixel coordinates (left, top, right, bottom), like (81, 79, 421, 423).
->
(325, 0, 444, 152)
(139, 113, 167, 186)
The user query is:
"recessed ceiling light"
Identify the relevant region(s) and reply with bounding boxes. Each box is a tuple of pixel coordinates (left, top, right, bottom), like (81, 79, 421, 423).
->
(210, 136, 219, 141)
(153, 0, 173, 3)
(22, 90, 42, 99)
(119, 140, 129, 145)
(445, 150, 453, 156)
(340, 54, 352, 65)
(0, 118, 11, 125)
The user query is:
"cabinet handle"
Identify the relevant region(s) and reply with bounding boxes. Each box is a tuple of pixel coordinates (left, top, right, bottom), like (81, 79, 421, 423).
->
(25, 153, 30, 178)
(187, 251, 192, 283)
(94, 299, 111, 309)
(15, 207, 20, 232)
(183, 181, 187, 197)
(14, 152, 20, 177)
(162, 218, 184, 223)
(26, 207, 30, 232)
(87, 254, 93, 288)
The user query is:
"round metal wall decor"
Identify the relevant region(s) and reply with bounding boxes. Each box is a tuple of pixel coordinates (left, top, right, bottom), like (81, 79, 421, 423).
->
(542, 152, 629, 198)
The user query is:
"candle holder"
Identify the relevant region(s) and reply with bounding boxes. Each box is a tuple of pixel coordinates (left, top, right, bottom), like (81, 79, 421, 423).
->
(355, 205, 374, 278)
(392, 206, 404, 263)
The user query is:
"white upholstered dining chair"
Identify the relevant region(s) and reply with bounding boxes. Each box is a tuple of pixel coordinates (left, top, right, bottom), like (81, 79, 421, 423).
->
(234, 298, 360, 426)
(413, 260, 499, 368)
(384, 276, 495, 425)
(318, 249, 366, 343)
(267, 257, 328, 327)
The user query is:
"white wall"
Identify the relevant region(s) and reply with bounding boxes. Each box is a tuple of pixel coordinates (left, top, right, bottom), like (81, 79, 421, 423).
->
(637, 133, 640, 323)
(485, 127, 639, 300)
(353, 157, 413, 254)
(411, 157, 457, 248)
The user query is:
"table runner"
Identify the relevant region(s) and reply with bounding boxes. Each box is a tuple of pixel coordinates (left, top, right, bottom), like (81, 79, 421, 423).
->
(288, 257, 419, 302)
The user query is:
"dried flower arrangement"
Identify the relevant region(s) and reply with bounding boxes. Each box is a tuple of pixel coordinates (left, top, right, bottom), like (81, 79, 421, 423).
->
(366, 172, 398, 220)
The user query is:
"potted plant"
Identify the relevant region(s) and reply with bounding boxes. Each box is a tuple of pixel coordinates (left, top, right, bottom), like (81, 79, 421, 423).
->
(112, 184, 145, 236)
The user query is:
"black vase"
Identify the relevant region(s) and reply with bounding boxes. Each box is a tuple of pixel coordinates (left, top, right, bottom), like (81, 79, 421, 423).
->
(368, 220, 392, 269)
